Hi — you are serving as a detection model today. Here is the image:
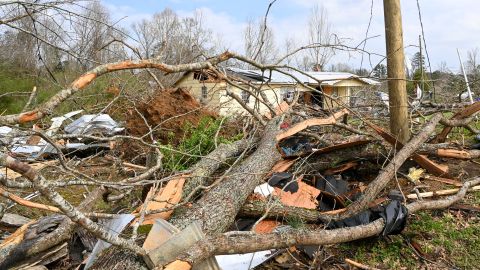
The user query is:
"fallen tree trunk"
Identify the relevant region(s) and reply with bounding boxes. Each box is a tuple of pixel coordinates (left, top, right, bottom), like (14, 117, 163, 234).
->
(90, 117, 283, 269)
(182, 138, 256, 200)
(162, 177, 480, 268)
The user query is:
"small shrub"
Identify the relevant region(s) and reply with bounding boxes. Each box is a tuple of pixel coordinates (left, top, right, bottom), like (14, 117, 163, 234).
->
(160, 117, 237, 171)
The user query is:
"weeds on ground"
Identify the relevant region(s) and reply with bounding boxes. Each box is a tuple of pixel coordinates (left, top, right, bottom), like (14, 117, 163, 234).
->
(160, 117, 242, 171)
(337, 208, 480, 269)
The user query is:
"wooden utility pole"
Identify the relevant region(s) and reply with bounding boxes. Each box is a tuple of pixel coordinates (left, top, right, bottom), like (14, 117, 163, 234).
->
(383, 0, 410, 142)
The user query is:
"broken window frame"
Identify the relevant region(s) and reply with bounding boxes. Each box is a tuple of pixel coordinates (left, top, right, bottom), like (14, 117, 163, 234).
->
(281, 87, 295, 102)
(201, 85, 208, 99)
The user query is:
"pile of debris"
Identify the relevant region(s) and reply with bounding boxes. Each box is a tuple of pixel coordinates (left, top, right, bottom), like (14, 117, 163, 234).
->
(1, 92, 480, 270)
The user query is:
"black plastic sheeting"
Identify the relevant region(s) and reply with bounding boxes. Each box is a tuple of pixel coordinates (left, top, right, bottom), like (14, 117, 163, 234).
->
(315, 175, 348, 195)
(472, 134, 480, 149)
(278, 135, 313, 157)
(268, 172, 299, 193)
(327, 191, 408, 236)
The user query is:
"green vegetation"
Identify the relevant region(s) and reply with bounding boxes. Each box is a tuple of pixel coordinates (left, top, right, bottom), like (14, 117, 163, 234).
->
(0, 64, 134, 117)
(338, 209, 480, 269)
(160, 117, 241, 171)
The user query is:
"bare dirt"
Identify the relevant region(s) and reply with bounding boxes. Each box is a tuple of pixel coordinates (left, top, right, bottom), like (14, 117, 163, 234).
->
(125, 88, 216, 144)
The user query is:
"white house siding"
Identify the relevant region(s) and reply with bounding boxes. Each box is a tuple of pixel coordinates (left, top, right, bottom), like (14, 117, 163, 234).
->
(175, 72, 376, 115)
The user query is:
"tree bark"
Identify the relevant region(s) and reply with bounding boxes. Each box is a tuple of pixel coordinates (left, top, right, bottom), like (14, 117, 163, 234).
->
(90, 117, 283, 269)
(169, 118, 282, 233)
(182, 138, 256, 200)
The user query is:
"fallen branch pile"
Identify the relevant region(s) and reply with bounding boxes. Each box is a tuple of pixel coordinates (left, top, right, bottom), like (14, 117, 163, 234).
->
(1, 54, 480, 270)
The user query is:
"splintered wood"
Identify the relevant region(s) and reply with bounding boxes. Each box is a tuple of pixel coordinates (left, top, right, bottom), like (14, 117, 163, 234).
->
(1, 160, 57, 180)
(134, 176, 186, 225)
(368, 122, 450, 177)
(274, 178, 321, 209)
(276, 109, 349, 141)
(432, 101, 480, 143)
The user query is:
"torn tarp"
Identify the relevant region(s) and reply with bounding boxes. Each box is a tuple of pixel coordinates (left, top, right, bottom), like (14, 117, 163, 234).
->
(64, 114, 124, 136)
(327, 194, 408, 236)
(277, 135, 313, 157)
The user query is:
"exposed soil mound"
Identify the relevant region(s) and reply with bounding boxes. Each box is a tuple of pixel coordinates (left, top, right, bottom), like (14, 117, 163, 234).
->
(126, 88, 216, 144)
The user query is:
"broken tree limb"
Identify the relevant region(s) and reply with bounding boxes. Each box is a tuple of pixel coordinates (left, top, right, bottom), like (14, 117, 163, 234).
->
(0, 153, 145, 256)
(435, 149, 480, 160)
(0, 187, 104, 269)
(345, 258, 381, 270)
(0, 52, 234, 125)
(169, 117, 283, 233)
(330, 113, 443, 221)
(160, 177, 480, 269)
(431, 101, 480, 143)
(368, 120, 449, 177)
(0, 187, 61, 213)
(275, 109, 349, 141)
(182, 138, 256, 199)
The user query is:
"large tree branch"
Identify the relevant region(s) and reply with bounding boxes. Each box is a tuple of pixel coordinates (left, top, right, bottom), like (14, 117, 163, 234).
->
(0, 52, 234, 125)
(162, 176, 480, 269)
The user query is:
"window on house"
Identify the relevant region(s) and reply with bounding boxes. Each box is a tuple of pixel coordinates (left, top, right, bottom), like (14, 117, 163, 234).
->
(282, 88, 295, 102)
(201, 86, 208, 99)
(241, 90, 250, 103)
(332, 88, 339, 97)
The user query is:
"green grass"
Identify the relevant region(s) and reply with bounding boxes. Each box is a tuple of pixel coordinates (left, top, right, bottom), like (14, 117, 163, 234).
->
(0, 64, 139, 121)
(338, 209, 480, 269)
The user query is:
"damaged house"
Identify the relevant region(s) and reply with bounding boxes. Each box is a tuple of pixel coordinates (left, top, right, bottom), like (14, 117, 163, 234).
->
(174, 67, 379, 115)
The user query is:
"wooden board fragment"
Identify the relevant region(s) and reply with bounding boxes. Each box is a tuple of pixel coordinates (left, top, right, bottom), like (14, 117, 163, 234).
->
(432, 101, 480, 143)
(265, 101, 289, 119)
(134, 176, 186, 225)
(273, 178, 321, 209)
(276, 109, 348, 141)
(436, 149, 471, 159)
(407, 185, 480, 199)
(422, 175, 463, 187)
(368, 123, 449, 177)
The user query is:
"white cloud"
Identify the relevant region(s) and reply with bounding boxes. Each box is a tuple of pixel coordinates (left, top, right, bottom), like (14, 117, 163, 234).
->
(177, 7, 246, 53)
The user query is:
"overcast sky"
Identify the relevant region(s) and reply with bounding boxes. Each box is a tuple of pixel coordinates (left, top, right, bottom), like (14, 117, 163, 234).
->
(103, 0, 480, 72)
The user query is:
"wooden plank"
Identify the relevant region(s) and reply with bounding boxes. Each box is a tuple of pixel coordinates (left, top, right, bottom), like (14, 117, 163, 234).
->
(134, 176, 186, 225)
(407, 185, 480, 199)
(422, 175, 463, 187)
(368, 122, 449, 177)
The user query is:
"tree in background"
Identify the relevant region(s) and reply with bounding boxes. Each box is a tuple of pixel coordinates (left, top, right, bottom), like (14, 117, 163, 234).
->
(307, 4, 334, 71)
(243, 17, 278, 65)
(407, 52, 430, 95)
(372, 64, 387, 79)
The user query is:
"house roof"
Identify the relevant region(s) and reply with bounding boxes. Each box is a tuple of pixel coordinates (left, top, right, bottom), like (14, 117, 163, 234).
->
(225, 67, 379, 86)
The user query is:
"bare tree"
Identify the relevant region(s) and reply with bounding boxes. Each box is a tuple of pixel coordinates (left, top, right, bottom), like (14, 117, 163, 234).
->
(243, 17, 278, 65)
(307, 4, 333, 71)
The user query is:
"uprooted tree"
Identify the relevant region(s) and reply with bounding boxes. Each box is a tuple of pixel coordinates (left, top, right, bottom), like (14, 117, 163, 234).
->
(1, 1, 480, 270)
